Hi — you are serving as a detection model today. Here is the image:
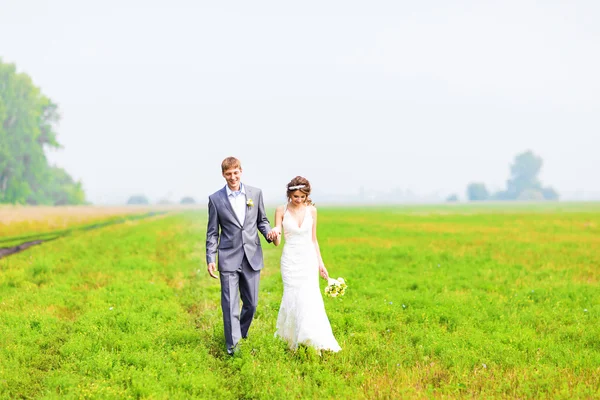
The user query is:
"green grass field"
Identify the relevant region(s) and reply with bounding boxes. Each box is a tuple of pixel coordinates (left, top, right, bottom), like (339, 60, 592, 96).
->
(1, 203, 599, 399)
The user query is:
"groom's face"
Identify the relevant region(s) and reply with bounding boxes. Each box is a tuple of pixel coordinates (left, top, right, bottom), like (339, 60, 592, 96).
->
(223, 167, 242, 190)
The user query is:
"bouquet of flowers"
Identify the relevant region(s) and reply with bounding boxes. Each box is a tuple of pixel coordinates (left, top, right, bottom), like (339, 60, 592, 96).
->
(324, 277, 347, 298)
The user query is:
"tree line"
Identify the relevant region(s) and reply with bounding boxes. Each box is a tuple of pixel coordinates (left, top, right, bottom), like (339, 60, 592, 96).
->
(0, 59, 85, 205)
(457, 150, 559, 202)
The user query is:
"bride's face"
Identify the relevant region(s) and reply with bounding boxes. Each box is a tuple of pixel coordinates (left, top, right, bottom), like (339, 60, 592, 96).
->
(289, 190, 307, 205)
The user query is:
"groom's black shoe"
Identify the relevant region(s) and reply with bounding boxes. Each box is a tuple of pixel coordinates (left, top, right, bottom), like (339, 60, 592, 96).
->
(227, 344, 241, 356)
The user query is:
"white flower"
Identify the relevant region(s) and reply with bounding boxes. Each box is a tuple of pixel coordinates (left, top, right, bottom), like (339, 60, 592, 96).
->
(324, 277, 348, 298)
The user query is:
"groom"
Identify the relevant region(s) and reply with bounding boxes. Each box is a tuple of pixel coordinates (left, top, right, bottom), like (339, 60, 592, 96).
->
(206, 156, 276, 355)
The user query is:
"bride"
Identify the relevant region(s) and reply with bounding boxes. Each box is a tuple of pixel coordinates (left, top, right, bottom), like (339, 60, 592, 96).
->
(270, 176, 341, 353)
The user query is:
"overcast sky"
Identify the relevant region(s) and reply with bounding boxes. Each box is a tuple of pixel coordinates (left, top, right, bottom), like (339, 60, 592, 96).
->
(1, 0, 599, 204)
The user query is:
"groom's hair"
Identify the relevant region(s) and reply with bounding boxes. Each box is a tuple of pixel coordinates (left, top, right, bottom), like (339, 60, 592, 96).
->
(221, 157, 242, 173)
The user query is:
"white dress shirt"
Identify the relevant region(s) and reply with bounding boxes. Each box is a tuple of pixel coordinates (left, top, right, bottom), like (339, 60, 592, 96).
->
(226, 183, 246, 225)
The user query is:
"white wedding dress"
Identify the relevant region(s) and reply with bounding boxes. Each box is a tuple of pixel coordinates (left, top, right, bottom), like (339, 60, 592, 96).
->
(274, 205, 341, 352)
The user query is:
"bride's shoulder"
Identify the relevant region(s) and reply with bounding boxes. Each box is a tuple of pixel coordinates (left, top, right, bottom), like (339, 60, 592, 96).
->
(276, 204, 286, 214)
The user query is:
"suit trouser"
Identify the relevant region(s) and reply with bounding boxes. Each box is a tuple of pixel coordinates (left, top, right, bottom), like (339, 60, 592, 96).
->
(219, 255, 260, 353)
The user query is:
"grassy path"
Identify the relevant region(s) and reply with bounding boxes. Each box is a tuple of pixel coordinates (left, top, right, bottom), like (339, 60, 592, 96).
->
(0, 212, 167, 257)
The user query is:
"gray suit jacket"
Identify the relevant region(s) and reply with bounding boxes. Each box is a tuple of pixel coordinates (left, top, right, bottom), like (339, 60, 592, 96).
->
(206, 185, 272, 272)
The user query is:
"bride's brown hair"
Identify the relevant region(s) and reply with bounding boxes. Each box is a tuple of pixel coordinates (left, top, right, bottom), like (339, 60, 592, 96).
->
(286, 176, 314, 206)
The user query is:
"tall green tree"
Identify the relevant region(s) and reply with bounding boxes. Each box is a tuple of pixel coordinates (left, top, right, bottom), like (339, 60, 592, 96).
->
(492, 150, 559, 201)
(0, 58, 85, 205)
(506, 150, 542, 198)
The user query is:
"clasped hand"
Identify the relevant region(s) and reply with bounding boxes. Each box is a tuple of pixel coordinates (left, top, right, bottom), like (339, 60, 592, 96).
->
(267, 227, 281, 242)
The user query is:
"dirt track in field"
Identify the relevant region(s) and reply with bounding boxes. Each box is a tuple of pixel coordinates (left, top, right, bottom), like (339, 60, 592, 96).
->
(0, 211, 169, 259)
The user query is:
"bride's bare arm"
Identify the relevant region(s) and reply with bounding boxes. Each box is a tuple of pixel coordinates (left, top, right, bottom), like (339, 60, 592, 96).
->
(272, 205, 284, 246)
(311, 206, 329, 280)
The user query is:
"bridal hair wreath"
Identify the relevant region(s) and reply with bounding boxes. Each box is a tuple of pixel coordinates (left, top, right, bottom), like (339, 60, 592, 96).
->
(287, 185, 306, 190)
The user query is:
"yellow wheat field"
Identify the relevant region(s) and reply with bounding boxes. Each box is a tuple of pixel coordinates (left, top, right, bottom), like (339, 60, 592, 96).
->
(0, 204, 202, 237)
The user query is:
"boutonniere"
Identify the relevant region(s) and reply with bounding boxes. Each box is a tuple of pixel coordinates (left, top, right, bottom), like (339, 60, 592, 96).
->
(246, 198, 254, 207)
